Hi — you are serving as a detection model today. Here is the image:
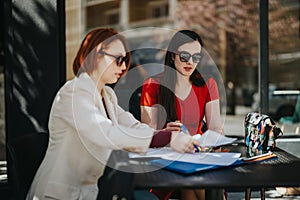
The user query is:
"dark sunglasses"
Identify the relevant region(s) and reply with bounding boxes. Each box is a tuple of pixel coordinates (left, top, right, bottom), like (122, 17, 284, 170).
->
(98, 49, 128, 67)
(176, 51, 202, 63)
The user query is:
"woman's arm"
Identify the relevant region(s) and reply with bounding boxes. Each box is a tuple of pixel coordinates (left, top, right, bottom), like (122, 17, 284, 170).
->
(140, 106, 158, 129)
(140, 78, 160, 129)
(57, 83, 154, 156)
(205, 100, 224, 134)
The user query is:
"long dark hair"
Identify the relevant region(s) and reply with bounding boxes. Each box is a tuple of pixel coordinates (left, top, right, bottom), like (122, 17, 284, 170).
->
(158, 30, 205, 126)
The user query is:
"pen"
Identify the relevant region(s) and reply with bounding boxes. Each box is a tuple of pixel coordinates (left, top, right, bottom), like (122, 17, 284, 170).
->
(180, 124, 200, 152)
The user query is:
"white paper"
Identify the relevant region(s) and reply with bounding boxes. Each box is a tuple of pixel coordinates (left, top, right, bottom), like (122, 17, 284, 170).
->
(129, 148, 241, 166)
(193, 129, 237, 147)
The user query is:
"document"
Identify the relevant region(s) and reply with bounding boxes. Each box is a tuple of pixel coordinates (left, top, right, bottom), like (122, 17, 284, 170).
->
(129, 148, 241, 166)
(193, 129, 237, 147)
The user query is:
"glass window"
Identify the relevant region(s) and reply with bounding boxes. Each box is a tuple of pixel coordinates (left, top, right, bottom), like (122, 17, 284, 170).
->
(268, 0, 300, 124)
(65, 0, 300, 138)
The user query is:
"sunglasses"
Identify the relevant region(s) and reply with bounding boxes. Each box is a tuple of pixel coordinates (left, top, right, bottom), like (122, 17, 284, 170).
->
(98, 49, 128, 67)
(176, 51, 202, 63)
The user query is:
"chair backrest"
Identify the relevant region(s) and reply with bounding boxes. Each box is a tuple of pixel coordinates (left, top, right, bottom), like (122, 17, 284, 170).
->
(129, 86, 143, 121)
(7, 132, 49, 199)
(97, 150, 134, 200)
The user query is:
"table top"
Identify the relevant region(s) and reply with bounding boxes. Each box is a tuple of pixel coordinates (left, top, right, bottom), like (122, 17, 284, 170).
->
(130, 142, 300, 190)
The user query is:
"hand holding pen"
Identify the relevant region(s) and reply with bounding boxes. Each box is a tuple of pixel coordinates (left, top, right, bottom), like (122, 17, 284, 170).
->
(180, 124, 200, 152)
(170, 130, 200, 153)
(166, 120, 200, 153)
(180, 126, 215, 152)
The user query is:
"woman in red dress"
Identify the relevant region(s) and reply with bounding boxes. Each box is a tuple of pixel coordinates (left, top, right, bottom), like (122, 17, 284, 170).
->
(140, 30, 224, 200)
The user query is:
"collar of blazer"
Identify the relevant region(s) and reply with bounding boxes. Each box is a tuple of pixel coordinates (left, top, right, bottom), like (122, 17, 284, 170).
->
(78, 72, 119, 124)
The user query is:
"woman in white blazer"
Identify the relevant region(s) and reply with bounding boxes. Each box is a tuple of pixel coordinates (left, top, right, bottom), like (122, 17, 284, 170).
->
(26, 28, 199, 200)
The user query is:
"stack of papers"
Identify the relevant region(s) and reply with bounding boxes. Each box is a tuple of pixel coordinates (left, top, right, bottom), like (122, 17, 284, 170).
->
(129, 148, 241, 166)
(129, 147, 277, 174)
(129, 148, 241, 174)
(150, 159, 244, 174)
(192, 129, 237, 147)
(128, 132, 277, 174)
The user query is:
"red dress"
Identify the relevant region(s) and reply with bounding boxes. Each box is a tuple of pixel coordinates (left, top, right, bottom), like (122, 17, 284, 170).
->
(141, 75, 220, 200)
(141, 76, 219, 136)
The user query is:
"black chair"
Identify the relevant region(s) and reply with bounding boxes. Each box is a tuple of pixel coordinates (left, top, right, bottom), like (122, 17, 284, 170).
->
(7, 132, 49, 200)
(129, 86, 143, 121)
(97, 150, 134, 200)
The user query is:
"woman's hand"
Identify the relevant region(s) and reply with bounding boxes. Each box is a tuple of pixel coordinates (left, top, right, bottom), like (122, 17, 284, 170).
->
(164, 120, 182, 132)
(170, 131, 200, 153)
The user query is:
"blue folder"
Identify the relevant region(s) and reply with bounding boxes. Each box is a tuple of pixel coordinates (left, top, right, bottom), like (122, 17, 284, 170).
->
(150, 153, 277, 174)
(150, 159, 244, 174)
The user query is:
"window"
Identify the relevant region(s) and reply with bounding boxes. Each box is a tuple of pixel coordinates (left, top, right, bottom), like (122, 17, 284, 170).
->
(105, 9, 119, 25)
(85, 1, 120, 29)
(66, 0, 300, 138)
(148, 1, 168, 19)
(151, 5, 169, 18)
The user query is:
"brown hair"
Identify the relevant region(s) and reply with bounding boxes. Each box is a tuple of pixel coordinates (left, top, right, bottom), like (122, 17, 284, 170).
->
(73, 28, 131, 76)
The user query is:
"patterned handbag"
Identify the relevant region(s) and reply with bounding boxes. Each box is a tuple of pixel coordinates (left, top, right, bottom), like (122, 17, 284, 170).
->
(244, 112, 283, 156)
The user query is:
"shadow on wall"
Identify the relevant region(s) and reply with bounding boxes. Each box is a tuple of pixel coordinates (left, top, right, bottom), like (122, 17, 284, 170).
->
(0, 73, 5, 161)
(5, 0, 65, 140)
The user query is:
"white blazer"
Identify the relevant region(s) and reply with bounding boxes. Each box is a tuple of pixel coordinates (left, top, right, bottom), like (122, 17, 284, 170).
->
(26, 73, 154, 200)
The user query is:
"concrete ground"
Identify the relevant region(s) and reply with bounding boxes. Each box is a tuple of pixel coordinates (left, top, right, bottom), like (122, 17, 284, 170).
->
(223, 106, 300, 137)
(227, 188, 300, 200)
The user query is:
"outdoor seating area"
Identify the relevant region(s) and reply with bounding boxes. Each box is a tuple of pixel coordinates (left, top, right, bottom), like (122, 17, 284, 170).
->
(0, 0, 299, 199)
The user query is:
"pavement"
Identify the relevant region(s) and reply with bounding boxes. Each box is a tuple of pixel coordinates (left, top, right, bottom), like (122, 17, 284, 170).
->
(223, 106, 300, 136)
(227, 188, 300, 200)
